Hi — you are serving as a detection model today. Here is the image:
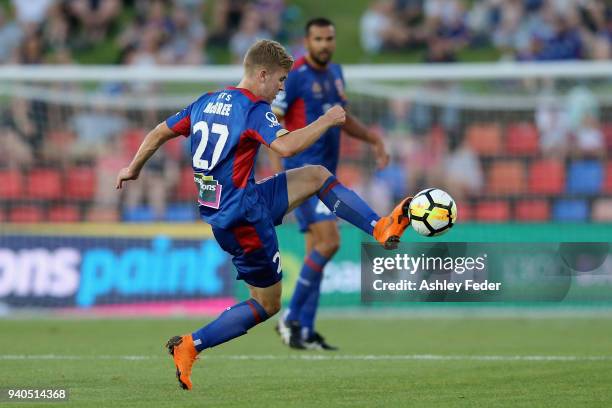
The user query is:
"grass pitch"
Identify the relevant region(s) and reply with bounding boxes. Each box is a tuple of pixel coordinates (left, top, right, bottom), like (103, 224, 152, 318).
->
(1, 315, 612, 407)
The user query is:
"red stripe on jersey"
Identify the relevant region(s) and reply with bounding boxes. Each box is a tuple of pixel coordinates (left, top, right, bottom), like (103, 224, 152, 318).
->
(246, 300, 263, 323)
(284, 97, 306, 131)
(232, 130, 266, 189)
(233, 225, 263, 254)
(226, 86, 261, 103)
(171, 116, 191, 136)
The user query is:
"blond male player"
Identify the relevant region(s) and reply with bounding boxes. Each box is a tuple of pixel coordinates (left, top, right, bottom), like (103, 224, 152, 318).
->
(116, 39, 411, 390)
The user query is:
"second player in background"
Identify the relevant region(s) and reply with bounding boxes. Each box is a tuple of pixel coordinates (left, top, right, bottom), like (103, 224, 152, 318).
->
(271, 17, 390, 350)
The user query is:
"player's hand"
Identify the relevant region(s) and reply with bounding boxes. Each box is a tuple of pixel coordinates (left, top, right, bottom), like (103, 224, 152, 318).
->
(373, 139, 390, 169)
(323, 105, 346, 127)
(116, 167, 139, 189)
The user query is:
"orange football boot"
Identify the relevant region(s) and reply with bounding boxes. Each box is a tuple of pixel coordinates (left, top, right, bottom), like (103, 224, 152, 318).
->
(373, 197, 412, 249)
(166, 335, 198, 390)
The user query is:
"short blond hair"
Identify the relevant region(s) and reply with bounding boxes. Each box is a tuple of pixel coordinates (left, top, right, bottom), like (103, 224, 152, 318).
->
(244, 39, 294, 74)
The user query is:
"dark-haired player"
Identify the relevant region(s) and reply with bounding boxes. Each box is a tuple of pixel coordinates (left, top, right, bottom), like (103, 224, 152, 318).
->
(272, 18, 390, 350)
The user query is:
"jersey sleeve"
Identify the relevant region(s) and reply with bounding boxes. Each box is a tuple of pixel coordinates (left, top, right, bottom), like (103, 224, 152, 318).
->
(165, 103, 192, 137)
(271, 71, 299, 116)
(247, 103, 289, 146)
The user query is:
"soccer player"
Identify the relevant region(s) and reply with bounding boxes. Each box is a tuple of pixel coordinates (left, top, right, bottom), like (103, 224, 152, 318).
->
(116, 39, 411, 391)
(271, 18, 390, 350)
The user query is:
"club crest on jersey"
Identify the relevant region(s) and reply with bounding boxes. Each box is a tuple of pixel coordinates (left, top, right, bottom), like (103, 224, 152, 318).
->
(266, 111, 280, 127)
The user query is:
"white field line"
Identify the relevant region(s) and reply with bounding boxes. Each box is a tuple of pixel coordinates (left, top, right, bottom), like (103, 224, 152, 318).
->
(1, 354, 611, 362)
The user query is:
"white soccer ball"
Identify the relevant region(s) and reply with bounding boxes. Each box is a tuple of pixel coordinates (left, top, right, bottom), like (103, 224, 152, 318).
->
(409, 188, 457, 237)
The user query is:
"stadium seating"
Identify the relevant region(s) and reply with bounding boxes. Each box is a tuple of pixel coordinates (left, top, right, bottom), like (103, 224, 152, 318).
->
(566, 161, 603, 195)
(454, 201, 472, 221)
(604, 163, 612, 194)
(164, 135, 185, 161)
(603, 123, 612, 152)
(122, 129, 146, 155)
(85, 207, 119, 222)
(505, 122, 539, 156)
(26, 168, 63, 200)
(466, 123, 502, 156)
(0, 169, 23, 199)
(528, 159, 565, 195)
(592, 199, 612, 222)
(552, 199, 589, 222)
(337, 164, 364, 188)
(177, 166, 197, 200)
(474, 201, 510, 222)
(48, 205, 80, 222)
(340, 129, 367, 160)
(487, 160, 526, 195)
(165, 204, 196, 222)
(9, 205, 44, 223)
(65, 167, 96, 200)
(122, 206, 156, 222)
(515, 200, 550, 222)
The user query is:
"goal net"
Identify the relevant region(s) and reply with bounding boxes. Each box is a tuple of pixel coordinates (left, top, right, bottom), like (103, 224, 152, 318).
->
(0, 62, 610, 313)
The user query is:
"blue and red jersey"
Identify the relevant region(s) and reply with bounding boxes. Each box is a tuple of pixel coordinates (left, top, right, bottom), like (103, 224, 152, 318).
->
(272, 56, 347, 174)
(166, 87, 288, 229)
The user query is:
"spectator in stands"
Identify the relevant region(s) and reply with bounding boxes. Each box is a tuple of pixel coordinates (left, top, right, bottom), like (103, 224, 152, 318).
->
(209, 0, 249, 46)
(0, 7, 23, 63)
(565, 86, 605, 157)
(122, 145, 180, 221)
(68, 106, 129, 160)
(533, 10, 583, 60)
(442, 134, 483, 201)
(43, 2, 70, 52)
(254, 0, 285, 39)
(11, 0, 53, 31)
(360, 0, 411, 55)
(67, 0, 120, 44)
(423, 0, 470, 62)
(536, 95, 570, 157)
(0, 127, 34, 169)
(159, 5, 207, 65)
(13, 33, 44, 64)
(229, 8, 271, 63)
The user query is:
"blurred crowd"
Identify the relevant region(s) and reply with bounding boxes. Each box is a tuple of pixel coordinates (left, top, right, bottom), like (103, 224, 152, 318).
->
(0, 0, 610, 223)
(361, 0, 612, 61)
(0, 0, 299, 66)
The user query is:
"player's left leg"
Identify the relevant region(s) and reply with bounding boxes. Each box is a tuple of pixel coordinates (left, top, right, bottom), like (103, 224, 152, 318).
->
(167, 281, 280, 390)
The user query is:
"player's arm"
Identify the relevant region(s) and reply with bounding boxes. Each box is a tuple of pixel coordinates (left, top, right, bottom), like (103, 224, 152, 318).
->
(266, 109, 285, 172)
(269, 106, 345, 158)
(116, 122, 180, 189)
(343, 112, 389, 169)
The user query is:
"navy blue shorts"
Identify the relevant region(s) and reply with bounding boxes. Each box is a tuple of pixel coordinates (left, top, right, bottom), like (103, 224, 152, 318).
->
(295, 195, 337, 233)
(211, 173, 288, 288)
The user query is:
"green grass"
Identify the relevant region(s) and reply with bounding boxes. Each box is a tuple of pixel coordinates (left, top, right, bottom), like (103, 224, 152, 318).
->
(1, 316, 612, 407)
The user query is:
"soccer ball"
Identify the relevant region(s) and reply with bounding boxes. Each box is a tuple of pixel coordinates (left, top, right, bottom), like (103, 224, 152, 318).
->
(409, 188, 457, 237)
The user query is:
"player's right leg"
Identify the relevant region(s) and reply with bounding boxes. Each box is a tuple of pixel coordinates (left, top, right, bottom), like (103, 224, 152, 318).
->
(166, 282, 279, 390)
(166, 218, 282, 390)
(285, 165, 412, 249)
